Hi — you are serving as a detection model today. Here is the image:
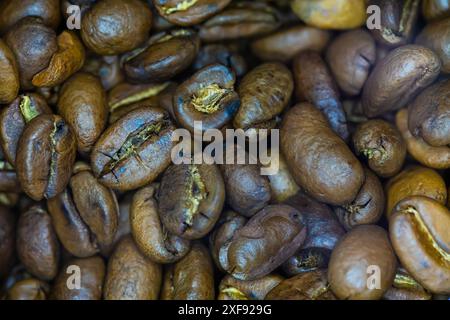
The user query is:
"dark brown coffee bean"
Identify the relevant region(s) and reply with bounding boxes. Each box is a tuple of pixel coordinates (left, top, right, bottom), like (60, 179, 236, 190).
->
(281, 103, 364, 206)
(131, 184, 191, 264)
(51, 256, 105, 300)
(4, 278, 50, 300)
(153, 0, 232, 26)
(58, 72, 108, 155)
(174, 64, 240, 132)
(326, 29, 376, 96)
(193, 44, 247, 78)
(408, 79, 450, 147)
(159, 163, 225, 240)
(328, 225, 397, 300)
(223, 205, 307, 281)
(0, 93, 52, 165)
(218, 274, 283, 300)
(16, 114, 77, 201)
(47, 162, 119, 257)
(161, 242, 215, 300)
(123, 29, 200, 83)
(362, 45, 441, 118)
(0, 39, 19, 104)
(81, 0, 152, 55)
(293, 51, 349, 140)
(104, 236, 162, 300)
(91, 107, 176, 191)
(353, 119, 406, 178)
(0, 206, 15, 279)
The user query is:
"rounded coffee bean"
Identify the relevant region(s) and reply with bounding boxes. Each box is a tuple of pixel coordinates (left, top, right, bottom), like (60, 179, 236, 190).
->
(0, 39, 19, 104)
(328, 225, 397, 300)
(353, 119, 406, 178)
(281, 103, 364, 206)
(104, 236, 162, 300)
(193, 44, 247, 78)
(159, 163, 225, 239)
(218, 274, 283, 300)
(161, 242, 215, 300)
(131, 184, 191, 264)
(81, 0, 152, 55)
(16, 114, 77, 201)
(362, 45, 441, 117)
(91, 107, 176, 191)
(390, 196, 450, 294)
(17, 206, 59, 280)
(4, 278, 50, 300)
(223, 205, 307, 280)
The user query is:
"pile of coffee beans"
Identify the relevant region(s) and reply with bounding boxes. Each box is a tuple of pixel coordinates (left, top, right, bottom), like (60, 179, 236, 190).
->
(0, 0, 449, 300)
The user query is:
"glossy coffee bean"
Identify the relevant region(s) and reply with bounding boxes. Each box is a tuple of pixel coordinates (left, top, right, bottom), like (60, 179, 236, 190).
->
(57, 72, 108, 154)
(81, 0, 152, 56)
(0, 39, 19, 104)
(362, 45, 441, 118)
(293, 51, 349, 140)
(174, 64, 240, 132)
(353, 119, 406, 178)
(266, 270, 336, 300)
(4, 278, 50, 300)
(16, 114, 77, 201)
(218, 274, 283, 300)
(0, 206, 15, 279)
(104, 236, 162, 300)
(281, 103, 364, 206)
(390, 196, 450, 294)
(159, 163, 225, 239)
(91, 107, 176, 191)
(161, 242, 215, 300)
(16, 206, 60, 280)
(328, 225, 397, 300)
(47, 162, 119, 257)
(0, 93, 52, 165)
(51, 256, 105, 300)
(326, 29, 376, 96)
(408, 79, 450, 147)
(131, 184, 191, 264)
(223, 205, 307, 281)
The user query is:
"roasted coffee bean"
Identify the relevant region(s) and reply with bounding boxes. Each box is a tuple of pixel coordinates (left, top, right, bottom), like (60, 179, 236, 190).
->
(153, 0, 232, 26)
(353, 119, 406, 178)
(281, 103, 364, 206)
(234, 62, 293, 130)
(266, 270, 336, 300)
(158, 163, 225, 239)
(47, 162, 119, 257)
(390, 196, 450, 294)
(91, 107, 176, 191)
(362, 45, 441, 118)
(396, 109, 450, 169)
(16, 206, 59, 281)
(328, 225, 397, 300)
(16, 114, 77, 201)
(104, 236, 162, 300)
(199, 2, 281, 42)
(81, 0, 152, 55)
(408, 79, 450, 147)
(5, 17, 57, 90)
(422, 0, 450, 21)
(4, 278, 50, 300)
(51, 256, 105, 300)
(57, 72, 108, 155)
(0, 0, 61, 33)
(383, 268, 432, 300)
(131, 184, 191, 264)
(416, 17, 450, 73)
(326, 29, 376, 97)
(0, 39, 19, 104)
(174, 64, 240, 132)
(221, 161, 271, 217)
(122, 29, 200, 83)
(293, 51, 349, 140)
(369, 0, 420, 47)
(218, 274, 283, 300)
(0, 93, 52, 165)
(193, 44, 247, 78)
(0, 160, 21, 193)
(282, 192, 345, 275)
(223, 205, 307, 281)
(0, 206, 15, 279)
(251, 25, 330, 63)
(262, 154, 300, 203)
(290, 0, 366, 29)
(335, 168, 385, 230)
(161, 242, 215, 300)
